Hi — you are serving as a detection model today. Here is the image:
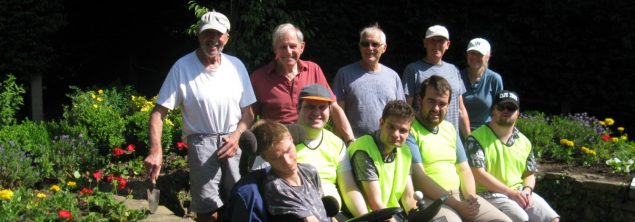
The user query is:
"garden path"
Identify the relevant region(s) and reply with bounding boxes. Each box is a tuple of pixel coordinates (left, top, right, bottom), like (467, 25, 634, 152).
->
(117, 196, 193, 222)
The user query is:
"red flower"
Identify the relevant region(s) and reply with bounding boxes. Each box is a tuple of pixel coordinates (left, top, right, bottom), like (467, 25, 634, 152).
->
(126, 144, 135, 152)
(92, 171, 103, 181)
(112, 147, 125, 157)
(79, 187, 93, 195)
(115, 177, 127, 190)
(601, 134, 611, 141)
(177, 141, 188, 150)
(106, 174, 115, 182)
(58, 210, 73, 219)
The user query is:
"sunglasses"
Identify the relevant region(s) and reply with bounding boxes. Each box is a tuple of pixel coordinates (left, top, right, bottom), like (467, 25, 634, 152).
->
(495, 103, 518, 112)
(359, 41, 382, 48)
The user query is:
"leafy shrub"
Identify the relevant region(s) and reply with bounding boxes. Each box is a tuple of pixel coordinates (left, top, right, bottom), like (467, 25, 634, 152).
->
(517, 111, 556, 160)
(0, 142, 41, 188)
(0, 74, 25, 127)
(127, 95, 181, 154)
(62, 87, 130, 150)
(0, 121, 52, 187)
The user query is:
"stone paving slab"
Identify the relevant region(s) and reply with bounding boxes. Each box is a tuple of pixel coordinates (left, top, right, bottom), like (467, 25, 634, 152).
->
(115, 196, 194, 222)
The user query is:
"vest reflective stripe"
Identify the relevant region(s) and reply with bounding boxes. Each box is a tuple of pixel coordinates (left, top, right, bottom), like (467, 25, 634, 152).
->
(471, 126, 532, 192)
(348, 135, 411, 209)
(410, 120, 460, 190)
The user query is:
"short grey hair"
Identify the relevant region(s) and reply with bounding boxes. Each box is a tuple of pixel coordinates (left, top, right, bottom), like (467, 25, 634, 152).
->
(272, 23, 304, 48)
(359, 24, 386, 44)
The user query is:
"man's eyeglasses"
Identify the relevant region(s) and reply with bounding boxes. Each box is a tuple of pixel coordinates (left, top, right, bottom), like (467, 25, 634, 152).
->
(495, 103, 518, 112)
(359, 41, 382, 48)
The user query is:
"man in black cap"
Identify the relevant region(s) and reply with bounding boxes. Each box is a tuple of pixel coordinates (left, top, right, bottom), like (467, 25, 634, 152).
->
(465, 90, 560, 222)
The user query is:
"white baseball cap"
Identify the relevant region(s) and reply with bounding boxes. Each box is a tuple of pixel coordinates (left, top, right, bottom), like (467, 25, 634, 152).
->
(425, 25, 449, 39)
(466, 38, 491, 55)
(199, 11, 231, 34)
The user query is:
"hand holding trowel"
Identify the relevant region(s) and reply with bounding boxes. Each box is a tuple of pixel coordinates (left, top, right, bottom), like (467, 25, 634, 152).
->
(147, 178, 160, 214)
(145, 153, 162, 214)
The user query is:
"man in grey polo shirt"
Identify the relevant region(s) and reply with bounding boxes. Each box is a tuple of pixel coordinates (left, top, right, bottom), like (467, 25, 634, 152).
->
(334, 23, 405, 138)
(402, 25, 471, 148)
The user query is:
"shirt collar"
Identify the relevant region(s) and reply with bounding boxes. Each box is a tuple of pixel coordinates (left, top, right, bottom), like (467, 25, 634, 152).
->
(265, 59, 309, 77)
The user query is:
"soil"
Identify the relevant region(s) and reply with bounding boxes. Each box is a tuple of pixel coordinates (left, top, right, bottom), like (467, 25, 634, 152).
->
(538, 160, 635, 184)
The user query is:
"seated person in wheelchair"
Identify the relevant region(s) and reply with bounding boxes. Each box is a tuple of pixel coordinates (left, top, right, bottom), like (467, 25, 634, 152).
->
(248, 84, 369, 219)
(252, 120, 329, 222)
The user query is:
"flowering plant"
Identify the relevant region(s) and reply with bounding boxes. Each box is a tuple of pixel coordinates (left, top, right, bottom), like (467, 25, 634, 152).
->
(518, 111, 635, 173)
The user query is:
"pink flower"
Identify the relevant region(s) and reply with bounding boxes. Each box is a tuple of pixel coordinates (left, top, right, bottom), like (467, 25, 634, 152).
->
(177, 141, 188, 150)
(112, 147, 125, 157)
(58, 210, 72, 219)
(126, 144, 135, 152)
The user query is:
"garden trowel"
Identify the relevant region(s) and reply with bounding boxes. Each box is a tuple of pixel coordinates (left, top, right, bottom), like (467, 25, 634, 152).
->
(147, 179, 160, 214)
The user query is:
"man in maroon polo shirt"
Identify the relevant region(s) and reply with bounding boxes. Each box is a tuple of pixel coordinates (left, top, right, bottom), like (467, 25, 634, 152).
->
(251, 23, 355, 145)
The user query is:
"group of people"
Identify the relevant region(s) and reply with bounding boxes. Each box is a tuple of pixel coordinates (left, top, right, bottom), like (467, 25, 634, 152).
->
(143, 10, 560, 222)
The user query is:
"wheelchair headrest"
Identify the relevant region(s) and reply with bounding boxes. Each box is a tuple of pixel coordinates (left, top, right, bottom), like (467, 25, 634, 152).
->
(239, 123, 307, 156)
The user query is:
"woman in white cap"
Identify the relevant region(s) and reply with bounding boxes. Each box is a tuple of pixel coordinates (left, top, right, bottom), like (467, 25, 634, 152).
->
(460, 38, 504, 130)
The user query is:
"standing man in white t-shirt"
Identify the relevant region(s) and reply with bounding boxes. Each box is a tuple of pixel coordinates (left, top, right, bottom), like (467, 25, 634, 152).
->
(144, 10, 256, 222)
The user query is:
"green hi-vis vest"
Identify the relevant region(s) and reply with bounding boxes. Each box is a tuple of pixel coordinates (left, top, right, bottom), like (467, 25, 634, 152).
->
(471, 126, 532, 192)
(410, 120, 460, 191)
(348, 135, 411, 209)
(296, 129, 344, 186)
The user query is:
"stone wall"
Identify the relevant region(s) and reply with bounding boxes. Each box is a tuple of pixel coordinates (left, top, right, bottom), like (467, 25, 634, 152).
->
(536, 172, 635, 221)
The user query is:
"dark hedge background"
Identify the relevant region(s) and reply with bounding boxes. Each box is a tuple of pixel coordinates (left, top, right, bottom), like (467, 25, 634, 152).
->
(1, 0, 633, 130)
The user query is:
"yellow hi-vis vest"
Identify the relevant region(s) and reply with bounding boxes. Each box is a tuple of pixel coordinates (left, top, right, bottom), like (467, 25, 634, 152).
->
(410, 120, 460, 191)
(471, 126, 532, 192)
(348, 134, 411, 210)
(296, 129, 345, 206)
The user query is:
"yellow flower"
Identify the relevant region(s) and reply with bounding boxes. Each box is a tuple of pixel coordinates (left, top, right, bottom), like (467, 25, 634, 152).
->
(49, 185, 61, 192)
(559, 138, 569, 145)
(599, 121, 605, 126)
(67, 181, 77, 188)
(36, 192, 46, 199)
(0, 189, 13, 201)
(604, 118, 615, 126)
(617, 127, 625, 132)
(580, 146, 596, 156)
(90, 93, 96, 99)
(96, 97, 103, 102)
(98, 89, 104, 94)
(92, 104, 98, 109)
(566, 141, 575, 147)
(131, 95, 137, 101)
(611, 137, 619, 143)
(621, 135, 628, 141)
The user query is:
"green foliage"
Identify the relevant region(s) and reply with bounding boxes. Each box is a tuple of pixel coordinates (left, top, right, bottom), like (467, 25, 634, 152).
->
(0, 74, 25, 127)
(516, 111, 555, 160)
(0, 120, 106, 188)
(0, 141, 41, 188)
(62, 87, 130, 150)
(0, 186, 146, 221)
(127, 95, 181, 154)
